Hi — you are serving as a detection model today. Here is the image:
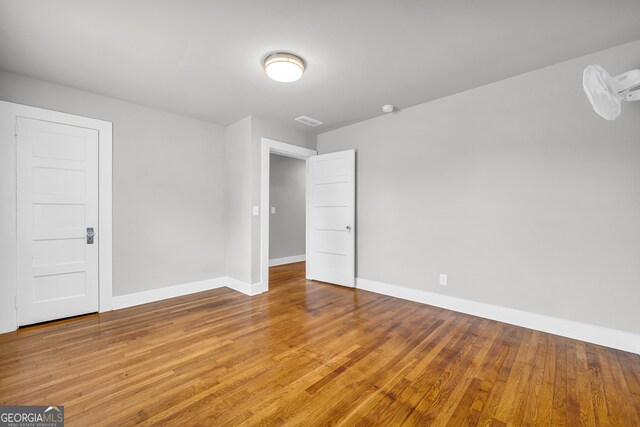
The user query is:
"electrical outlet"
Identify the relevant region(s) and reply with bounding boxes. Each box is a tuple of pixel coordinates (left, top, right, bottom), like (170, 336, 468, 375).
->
(271, 207, 276, 214)
(439, 274, 448, 286)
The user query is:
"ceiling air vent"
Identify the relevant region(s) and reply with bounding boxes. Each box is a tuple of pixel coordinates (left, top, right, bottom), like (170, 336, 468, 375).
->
(294, 115, 323, 127)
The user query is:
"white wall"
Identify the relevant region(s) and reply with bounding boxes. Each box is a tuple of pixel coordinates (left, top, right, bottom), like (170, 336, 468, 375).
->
(0, 71, 228, 298)
(318, 39, 640, 335)
(269, 154, 306, 260)
(0, 103, 19, 331)
(223, 115, 316, 285)
(225, 117, 252, 283)
(250, 116, 316, 284)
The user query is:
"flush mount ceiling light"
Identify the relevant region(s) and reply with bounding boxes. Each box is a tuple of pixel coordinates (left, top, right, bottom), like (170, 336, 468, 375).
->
(264, 52, 305, 82)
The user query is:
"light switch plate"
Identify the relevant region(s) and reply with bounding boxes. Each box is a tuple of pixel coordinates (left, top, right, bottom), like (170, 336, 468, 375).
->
(252, 206, 260, 216)
(271, 207, 276, 214)
(439, 274, 448, 286)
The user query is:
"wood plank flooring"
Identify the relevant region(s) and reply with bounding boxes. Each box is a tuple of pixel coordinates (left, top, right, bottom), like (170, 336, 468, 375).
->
(1, 262, 639, 426)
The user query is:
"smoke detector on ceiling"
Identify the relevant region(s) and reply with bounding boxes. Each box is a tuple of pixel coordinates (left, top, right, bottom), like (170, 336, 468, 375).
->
(583, 64, 640, 120)
(294, 116, 323, 127)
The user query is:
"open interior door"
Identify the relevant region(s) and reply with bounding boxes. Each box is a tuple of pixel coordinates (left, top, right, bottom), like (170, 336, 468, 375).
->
(306, 150, 355, 287)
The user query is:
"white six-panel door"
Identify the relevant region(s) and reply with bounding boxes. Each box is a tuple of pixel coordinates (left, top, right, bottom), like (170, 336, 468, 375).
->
(307, 150, 355, 287)
(17, 117, 99, 326)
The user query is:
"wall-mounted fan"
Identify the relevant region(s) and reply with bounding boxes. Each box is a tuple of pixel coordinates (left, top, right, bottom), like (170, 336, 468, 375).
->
(583, 65, 640, 120)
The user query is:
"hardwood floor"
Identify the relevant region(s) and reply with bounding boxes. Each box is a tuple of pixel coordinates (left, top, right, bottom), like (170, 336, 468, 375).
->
(1, 262, 639, 426)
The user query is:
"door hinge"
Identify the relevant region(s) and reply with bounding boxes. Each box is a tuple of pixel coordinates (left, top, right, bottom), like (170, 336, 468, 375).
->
(14, 295, 19, 310)
(14, 122, 18, 137)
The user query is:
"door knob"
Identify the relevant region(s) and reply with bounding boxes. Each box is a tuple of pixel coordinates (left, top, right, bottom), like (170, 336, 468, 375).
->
(346, 225, 351, 231)
(87, 227, 95, 244)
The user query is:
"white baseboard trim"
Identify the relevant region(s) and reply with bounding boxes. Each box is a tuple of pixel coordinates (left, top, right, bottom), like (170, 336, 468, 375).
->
(108, 277, 227, 311)
(108, 275, 266, 312)
(225, 277, 264, 296)
(269, 254, 306, 267)
(356, 277, 640, 355)
(256, 282, 268, 294)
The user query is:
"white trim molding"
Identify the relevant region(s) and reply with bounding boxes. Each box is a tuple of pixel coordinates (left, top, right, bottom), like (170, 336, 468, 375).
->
(356, 277, 640, 354)
(269, 254, 306, 267)
(225, 277, 265, 296)
(109, 277, 227, 311)
(0, 101, 113, 333)
(109, 276, 266, 311)
(260, 137, 316, 293)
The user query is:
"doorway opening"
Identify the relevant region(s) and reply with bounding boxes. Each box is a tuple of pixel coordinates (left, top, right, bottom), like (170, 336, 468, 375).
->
(260, 138, 316, 291)
(268, 153, 307, 270)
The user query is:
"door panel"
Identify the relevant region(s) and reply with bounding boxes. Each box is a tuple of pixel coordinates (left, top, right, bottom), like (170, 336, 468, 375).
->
(17, 118, 99, 326)
(33, 166, 87, 194)
(33, 272, 87, 303)
(313, 183, 351, 206)
(33, 239, 86, 265)
(307, 150, 355, 287)
(313, 229, 350, 254)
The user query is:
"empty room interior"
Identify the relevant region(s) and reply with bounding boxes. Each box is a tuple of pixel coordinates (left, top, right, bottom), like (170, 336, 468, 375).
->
(1, 1, 640, 425)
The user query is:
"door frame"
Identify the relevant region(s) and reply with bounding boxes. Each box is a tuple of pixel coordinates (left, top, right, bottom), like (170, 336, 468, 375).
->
(260, 137, 316, 291)
(0, 101, 113, 333)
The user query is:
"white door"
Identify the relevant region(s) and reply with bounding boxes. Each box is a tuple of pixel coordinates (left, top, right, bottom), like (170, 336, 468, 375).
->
(17, 117, 99, 326)
(307, 150, 355, 287)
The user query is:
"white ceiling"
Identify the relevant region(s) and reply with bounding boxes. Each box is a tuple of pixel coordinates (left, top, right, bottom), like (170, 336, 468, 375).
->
(2, 1, 640, 133)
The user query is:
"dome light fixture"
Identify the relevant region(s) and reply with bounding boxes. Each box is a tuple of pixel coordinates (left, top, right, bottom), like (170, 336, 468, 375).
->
(264, 52, 305, 83)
